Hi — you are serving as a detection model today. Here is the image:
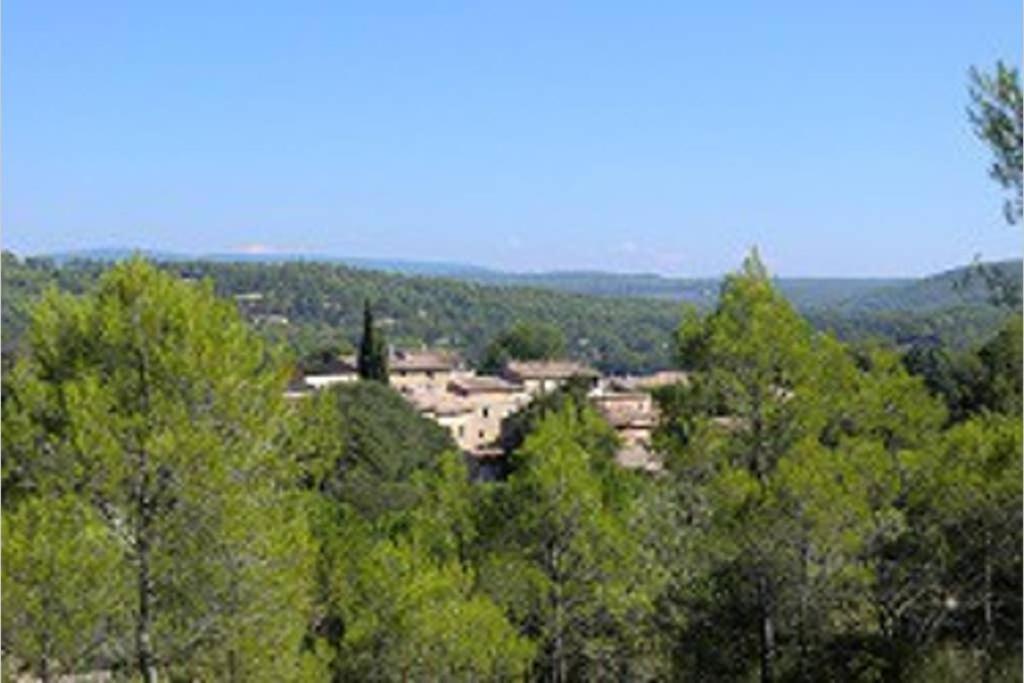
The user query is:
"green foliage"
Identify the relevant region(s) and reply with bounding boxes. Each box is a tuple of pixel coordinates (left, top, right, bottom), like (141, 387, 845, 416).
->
(653, 250, 992, 681)
(326, 521, 535, 680)
(3, 250, 1020, 682)
(481, 320, 568, 372)
(7, 251, 1016, 375)
(2, 259, 316, 681)
(167, 257, 681, 374)
(968, 61, 1023, 225)
(2, 494, 129, 679)
(357, 300, 388, 382)
(499, 376, 619, 463)
(826, 261, 1022, 314)
(974, 314, 1023, 415)
(903, 314, 1023, 422)
(298, 341, 355, 374)
(482, 403, 664, 681)
(910, 414, 1023, 658)
(308, 450, 535, 681)
(291, 381, 455, 519)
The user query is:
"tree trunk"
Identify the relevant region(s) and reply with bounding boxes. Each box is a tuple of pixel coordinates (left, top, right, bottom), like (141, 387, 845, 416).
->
(40, 648, 51, 683)
(136, 455, 158, 683)
(798, 537, 810, 683)
(133, 319, 159, 683)
(759, 574, 775, 683)
(981, 529, 994, 683)
(552, 563, 565, 683)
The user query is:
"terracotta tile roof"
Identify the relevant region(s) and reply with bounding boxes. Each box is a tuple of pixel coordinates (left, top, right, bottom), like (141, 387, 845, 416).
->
(403, 389, 474, 416)
(608, 371, 690, 392)
(602, 410, 658, 429)
(591, 391, 651, 404)
(391, 348, 463, 372)
(429, 399, 475, 417)
(503, 360, 599, 381)
(448, 375, 525, 395)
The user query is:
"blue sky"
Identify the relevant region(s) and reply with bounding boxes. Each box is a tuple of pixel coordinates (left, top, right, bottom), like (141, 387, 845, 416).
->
(3, 1, 1021, 276)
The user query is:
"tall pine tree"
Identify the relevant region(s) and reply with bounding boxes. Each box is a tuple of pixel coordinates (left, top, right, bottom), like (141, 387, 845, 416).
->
(2, 259, 320, 681)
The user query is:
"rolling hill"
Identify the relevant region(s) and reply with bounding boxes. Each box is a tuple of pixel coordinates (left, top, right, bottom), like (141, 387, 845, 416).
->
(5, 251, 1019, 373)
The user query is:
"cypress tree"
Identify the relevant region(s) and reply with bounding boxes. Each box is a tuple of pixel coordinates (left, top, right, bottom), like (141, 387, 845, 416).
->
(358, 300, 388, 382)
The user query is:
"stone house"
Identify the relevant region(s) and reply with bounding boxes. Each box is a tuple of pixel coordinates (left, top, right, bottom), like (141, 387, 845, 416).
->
(447, 375, 531, 451)
(389, 349, 469, 394)
(590, 389, 663, 473)
(501, 360, 600, 395)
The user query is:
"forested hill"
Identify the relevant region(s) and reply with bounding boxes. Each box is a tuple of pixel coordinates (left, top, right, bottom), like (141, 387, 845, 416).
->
(3, 251, 1018, 373)
(823, 260, 1022, 312)
(431, 270, 915, 310)
(40, 247, 1020, 309)
(2, 253, 682, 373)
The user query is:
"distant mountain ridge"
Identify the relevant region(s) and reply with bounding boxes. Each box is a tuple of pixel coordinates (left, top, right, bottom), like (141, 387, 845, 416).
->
(6, 250, 1017, 373)
(826, 260, 1022, 313)
(39, 247, 1019, 312)
(43, 247, 496, 278)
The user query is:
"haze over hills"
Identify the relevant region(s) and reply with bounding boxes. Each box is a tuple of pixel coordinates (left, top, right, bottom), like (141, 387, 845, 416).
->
(38, 247, 1018, 312)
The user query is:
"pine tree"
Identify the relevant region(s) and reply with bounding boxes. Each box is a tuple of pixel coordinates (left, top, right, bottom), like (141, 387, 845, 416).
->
(2, 259, 318, 681)
(659, 251, 958, 680)
(479, 402, 662, 681)
(1, 494, 129, 680)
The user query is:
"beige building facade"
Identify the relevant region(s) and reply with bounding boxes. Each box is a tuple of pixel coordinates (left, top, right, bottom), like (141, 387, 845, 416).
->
(502, 360, 600, 395)
(389, 349, 470, 394)
(294, 346, 676, 474)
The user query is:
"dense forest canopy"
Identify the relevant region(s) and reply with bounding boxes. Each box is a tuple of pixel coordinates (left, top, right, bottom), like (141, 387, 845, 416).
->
(3, 254, 1019, 681)
(2, 251, 1018, 374)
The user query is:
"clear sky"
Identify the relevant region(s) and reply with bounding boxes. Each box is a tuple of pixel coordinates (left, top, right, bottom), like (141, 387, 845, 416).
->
(3, 1, 1021, 276)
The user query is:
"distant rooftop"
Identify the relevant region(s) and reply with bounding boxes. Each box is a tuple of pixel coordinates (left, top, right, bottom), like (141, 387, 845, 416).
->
(503, 360, 599, 381)
(391, 348, 463, 372)
(601, 409, 658, 429)
(608, 371, 690, 392)
(404, 389, 475, 416)
(449, 375, 524, 395)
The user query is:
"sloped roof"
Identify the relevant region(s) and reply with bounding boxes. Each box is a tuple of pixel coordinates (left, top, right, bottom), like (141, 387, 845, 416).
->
(503, 360, 599, 381)
(608, 370, 690, 392)
(403, 389, 474, 416)
(602, 409, 658, 429)
(391, 349, 463, 372)
(448, 375, 525, 395)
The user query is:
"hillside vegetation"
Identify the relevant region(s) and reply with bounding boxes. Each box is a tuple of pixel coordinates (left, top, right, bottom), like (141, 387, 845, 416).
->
(2, 252, 1018, 372)
(39, 247, 1020, 308)
(4, 255, 1019, 681)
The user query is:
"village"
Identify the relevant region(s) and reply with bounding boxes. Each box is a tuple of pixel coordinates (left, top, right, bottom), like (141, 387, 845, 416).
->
(287, 347, 689, 477)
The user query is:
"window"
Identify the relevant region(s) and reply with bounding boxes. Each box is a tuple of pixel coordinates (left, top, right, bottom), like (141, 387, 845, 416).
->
(478, 430, 485, 440)
(427, 371, 435, 379)
(482, 406, 490, 418)
(458, 425, 465, 437)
